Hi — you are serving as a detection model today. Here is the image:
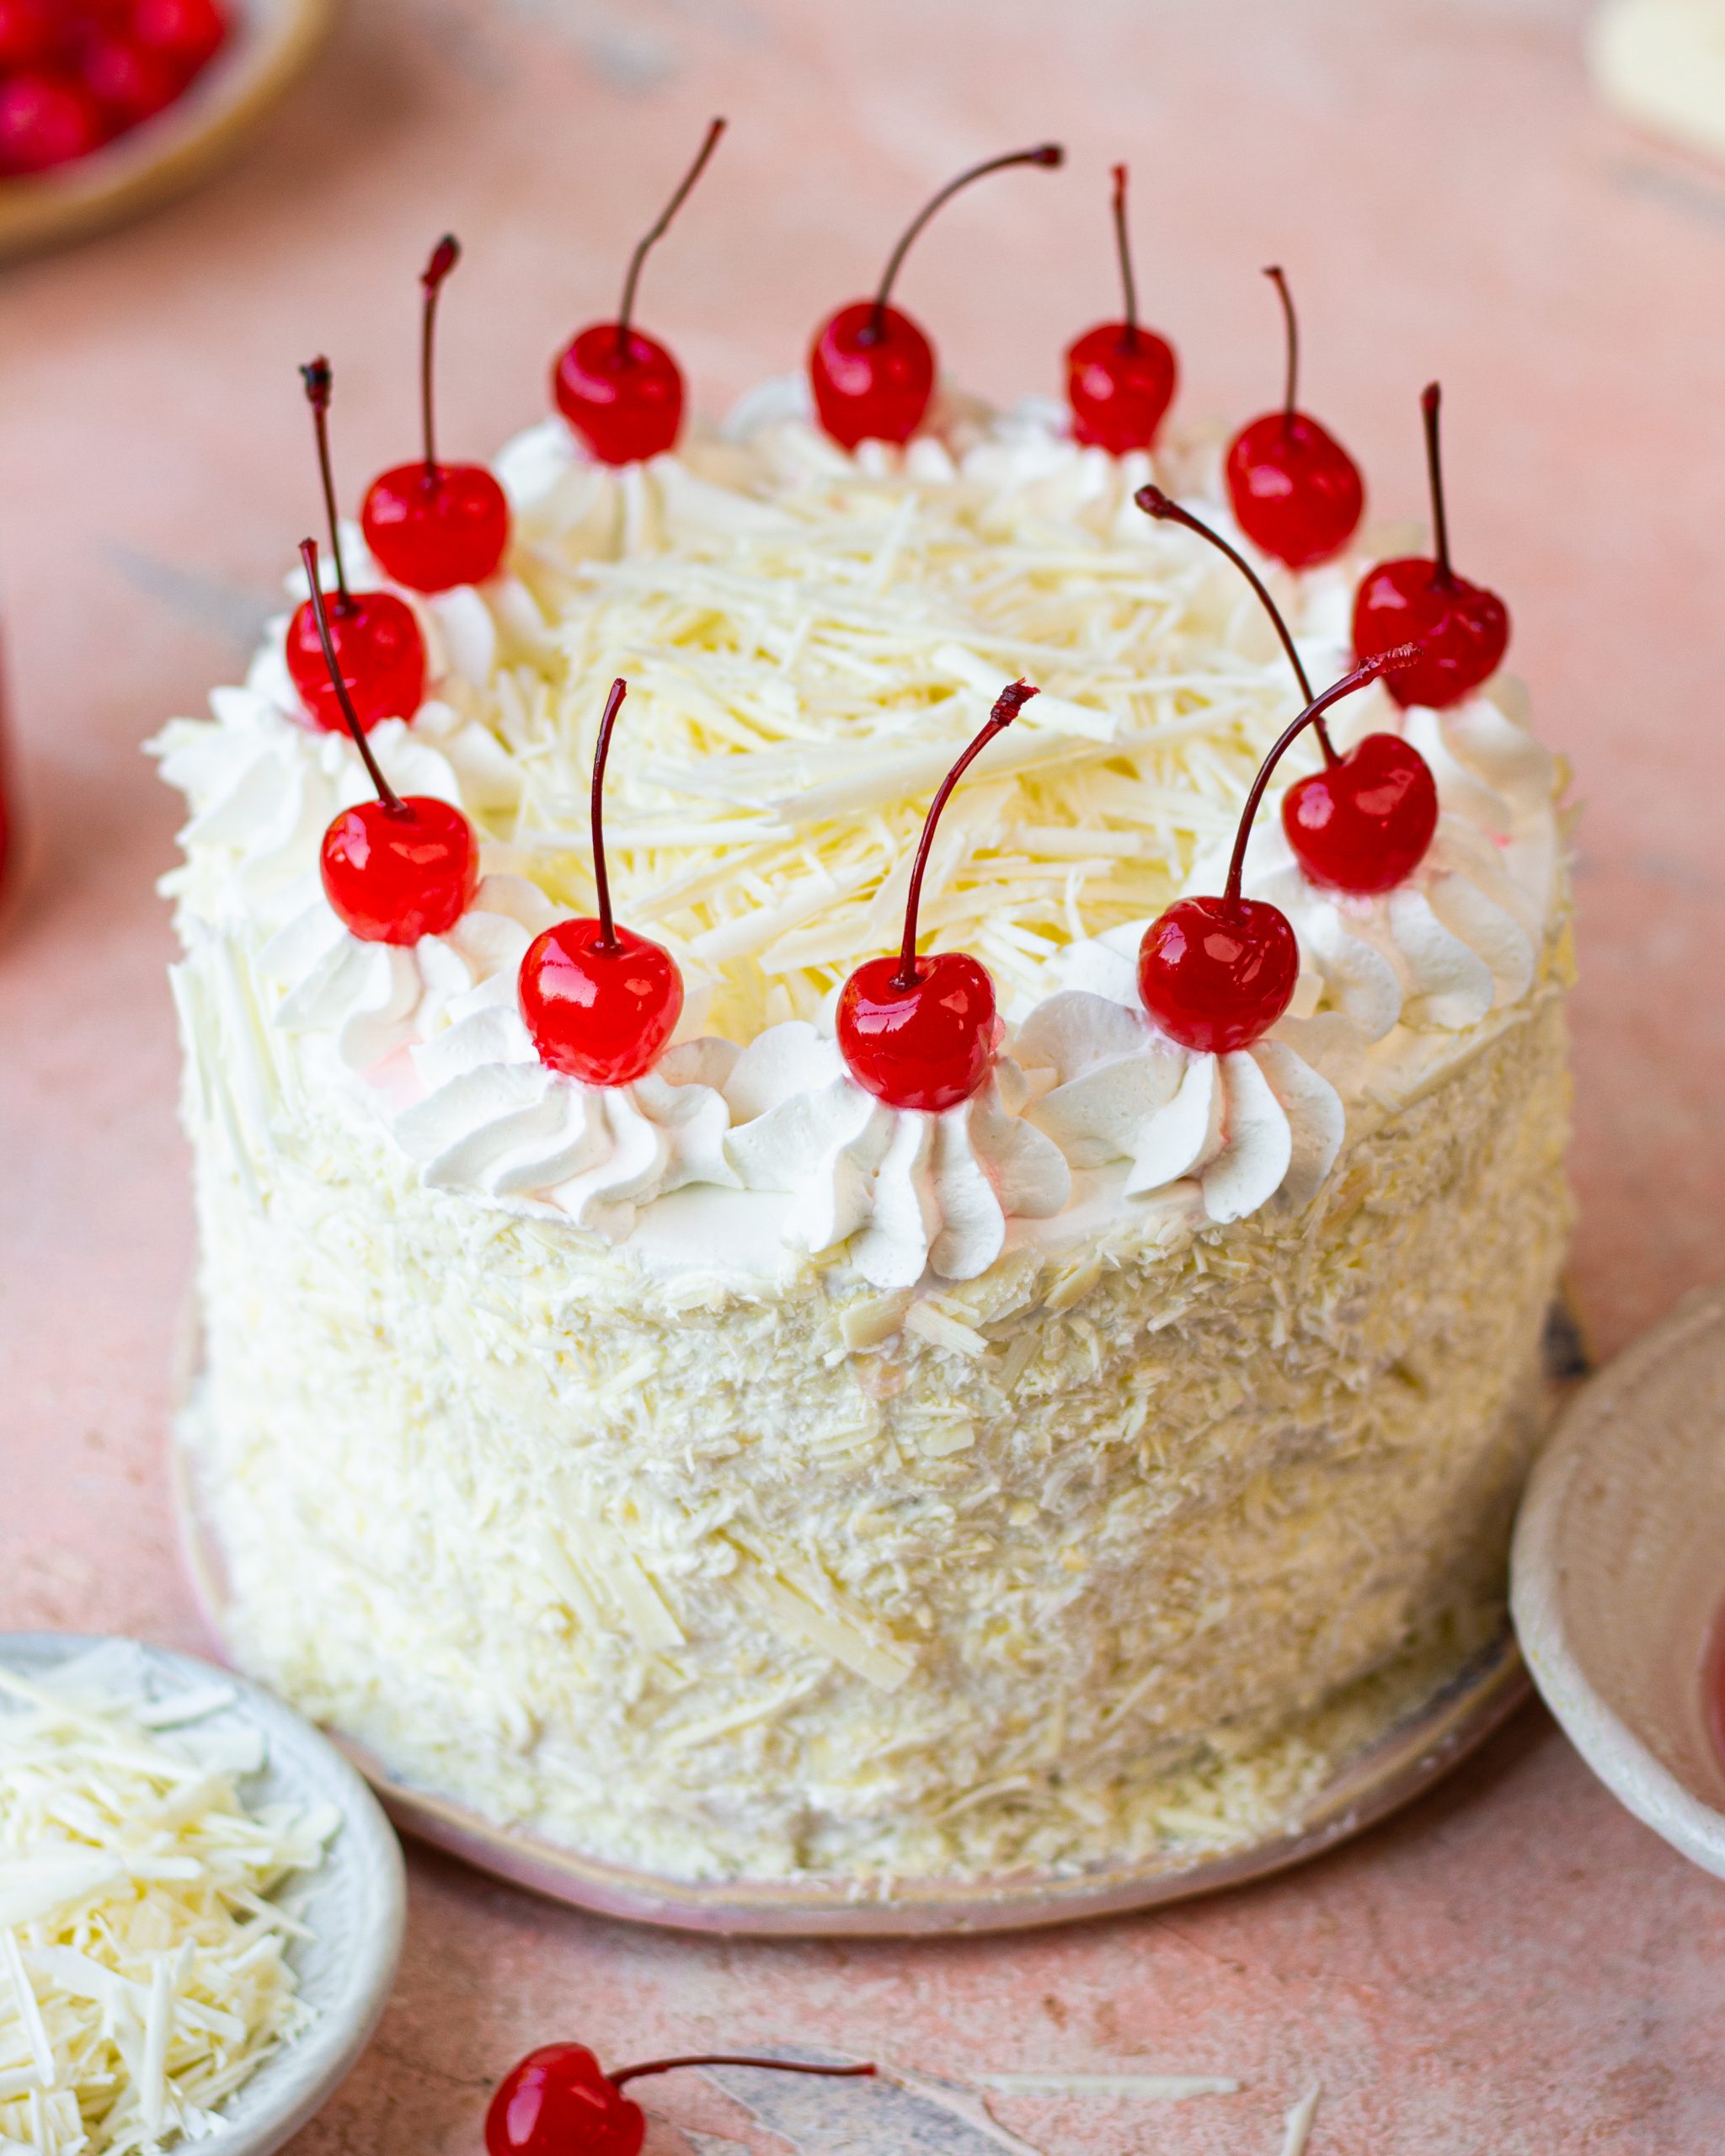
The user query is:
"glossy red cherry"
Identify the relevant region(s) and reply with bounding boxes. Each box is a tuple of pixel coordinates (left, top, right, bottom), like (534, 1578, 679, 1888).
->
(0, 72, 106, 173)
(1353, 382, 1510, 709)
(485, 2046, 876, 2156)
(1137, 485, 1438, 896)
(128, 0, 227, 79)
(837, 680, 1038, 1111)
(519, 679, 683, 1086)
(1065, 163, 1177, 455)
(1138, 652, 1418, 1054)
(1283, 730, 1438, 895)
(77, 35, 180, 129)
(285, 358, 427, 733)
(0, 0, 56, 69)
(810, 142, 1063, 451)
(1225, 266, 1363, 569)
(362, 236, 510, 594)
(553, 117, 725, 466)
(300, 542, 478, 946)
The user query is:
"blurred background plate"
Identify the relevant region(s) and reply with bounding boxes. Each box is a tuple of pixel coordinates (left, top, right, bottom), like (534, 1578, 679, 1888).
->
(0, 0, 334, 262)
(1513, 1283, 1725, 1881)
(0, 1631, 406, 2156)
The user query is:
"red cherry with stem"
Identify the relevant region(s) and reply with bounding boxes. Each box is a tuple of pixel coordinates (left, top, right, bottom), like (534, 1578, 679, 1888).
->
(837, 680, 1038, 1112)
(284, 358, 428, 734)
(1225, 266, 1364, 569)
(1065, 163, 1178, 455)
(128, 0, 227, 81)
(361, 236, 511, 594)
(1352, 381, 1510, 709)
(1137, 484, 1438, 897)
(0, 73, 106, 173)
(810, 142, 1064, 451)
(300, 542, 478, 946)
(553, 117, 726, 467)
(486, 2046, 876, 2156)
(519, 679, 684, 1086)
(1138, 650, 1420, 1054)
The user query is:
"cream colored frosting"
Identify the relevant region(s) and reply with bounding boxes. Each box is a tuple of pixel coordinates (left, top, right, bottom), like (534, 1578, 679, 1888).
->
(153, 399, 1564, 1298)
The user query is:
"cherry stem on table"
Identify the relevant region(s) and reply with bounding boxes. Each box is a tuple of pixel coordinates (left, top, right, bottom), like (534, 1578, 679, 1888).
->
(588, 675, 628, 950)
(894, 680, 1039, 990)
(867, 141, 1064, 344)
(1111, 162, 1139, 348)
(611, 2057, 877, 2091)
(1221, 648, 1421, 904)
(419, 233, 460, 479)
(1135, 483, 1336, 764)
(301, 358, 352, 611)
(1421, 380, 1455, 586)
(615, 116, 727, 353)
(1265, 264, 1299, 434)
(299, 538, 408, 817)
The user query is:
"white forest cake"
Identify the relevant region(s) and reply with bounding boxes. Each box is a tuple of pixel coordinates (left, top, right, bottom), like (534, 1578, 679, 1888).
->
(154, 380, 1572, 1887)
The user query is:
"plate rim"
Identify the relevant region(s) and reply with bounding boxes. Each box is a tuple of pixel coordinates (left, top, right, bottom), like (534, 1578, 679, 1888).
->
(1511, 1281, 1725, 1881)
(0, 1629, 407, 2156)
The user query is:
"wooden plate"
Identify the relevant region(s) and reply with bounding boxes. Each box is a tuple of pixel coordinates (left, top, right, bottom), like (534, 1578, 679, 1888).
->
(1513, 1281, 1725, 1880)
(0, 0, 335, 262)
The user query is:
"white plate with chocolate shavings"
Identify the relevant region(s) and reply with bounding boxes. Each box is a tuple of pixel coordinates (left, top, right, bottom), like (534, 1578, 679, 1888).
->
(0, 1633, 404, 2156)
(1514, 1282, 1725, 1880)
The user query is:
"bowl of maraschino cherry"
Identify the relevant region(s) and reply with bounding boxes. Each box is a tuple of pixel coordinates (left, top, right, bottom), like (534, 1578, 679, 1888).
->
(0, 0, 333, 259)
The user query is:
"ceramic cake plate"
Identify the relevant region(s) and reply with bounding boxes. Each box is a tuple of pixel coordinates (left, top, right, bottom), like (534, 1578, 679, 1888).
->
(172, 1301, 1588, 1938)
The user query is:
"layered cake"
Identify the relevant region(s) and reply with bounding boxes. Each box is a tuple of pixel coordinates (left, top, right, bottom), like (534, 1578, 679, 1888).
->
(156, 370, 1571, 1887)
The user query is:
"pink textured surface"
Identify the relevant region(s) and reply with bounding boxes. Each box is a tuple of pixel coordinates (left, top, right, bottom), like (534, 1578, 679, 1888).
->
(3, 2, 1724, 2148)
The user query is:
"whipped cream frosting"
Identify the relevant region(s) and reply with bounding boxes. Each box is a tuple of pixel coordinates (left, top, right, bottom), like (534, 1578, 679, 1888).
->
(154, 398, 1567, 1293)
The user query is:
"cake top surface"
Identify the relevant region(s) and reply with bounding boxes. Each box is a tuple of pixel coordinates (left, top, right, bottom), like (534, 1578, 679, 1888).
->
(153, 391, 1567, 1294)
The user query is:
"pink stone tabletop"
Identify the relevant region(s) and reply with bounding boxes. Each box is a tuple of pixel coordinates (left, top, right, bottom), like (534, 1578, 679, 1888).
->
(3, 3, 1725, 2149)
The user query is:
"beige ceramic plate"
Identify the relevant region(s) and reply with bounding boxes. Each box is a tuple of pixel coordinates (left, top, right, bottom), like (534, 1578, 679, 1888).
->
(176, 1302, 1587, 1937)
(1513, 1281, 1725, 1879)
(0, 0, 334, 261)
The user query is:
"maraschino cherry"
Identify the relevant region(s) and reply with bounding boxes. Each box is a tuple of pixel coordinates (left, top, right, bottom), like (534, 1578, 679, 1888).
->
(361, 236, 510, 594)
(553, 117, 726, 467)
(300, 541, 477, 945)
(1065, 163, 1177, 455)
(1138, 650, 1418, 1054)
(1353, 381, 1509, 709)
(1225, 266, 1364, 569)
(837, 680, 1038, 1112)
(284, 359, 428, 734)
(518, 678, 683, 1086)
(810, 142, 1064, 451)
(487, 2045, 875, 2156)
(1138, 484, 1439, 896)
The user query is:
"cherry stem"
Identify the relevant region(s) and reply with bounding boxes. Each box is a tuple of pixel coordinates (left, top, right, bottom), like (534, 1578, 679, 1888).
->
(1135, 483, 1337, 765)
(1111, 163, 1138, 350)
(300, 358, 351, 611)
(868, 141, 1064, 343)
(894, 680, 1039, 990)
(1264, 264, 1298, 433)
(419, 233, 460, 480)
(589, 675, 628, 951)
(611, 2057, 877, 2093)
(299, 539, 408, 819)
(1222, 647, 1423, 905)
(1421, 380, 1455, 587)
(616, 116, 726, 355)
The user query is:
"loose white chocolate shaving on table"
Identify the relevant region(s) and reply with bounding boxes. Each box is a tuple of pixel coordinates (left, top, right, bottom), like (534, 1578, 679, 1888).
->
(0, 1657, 333, 2156)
